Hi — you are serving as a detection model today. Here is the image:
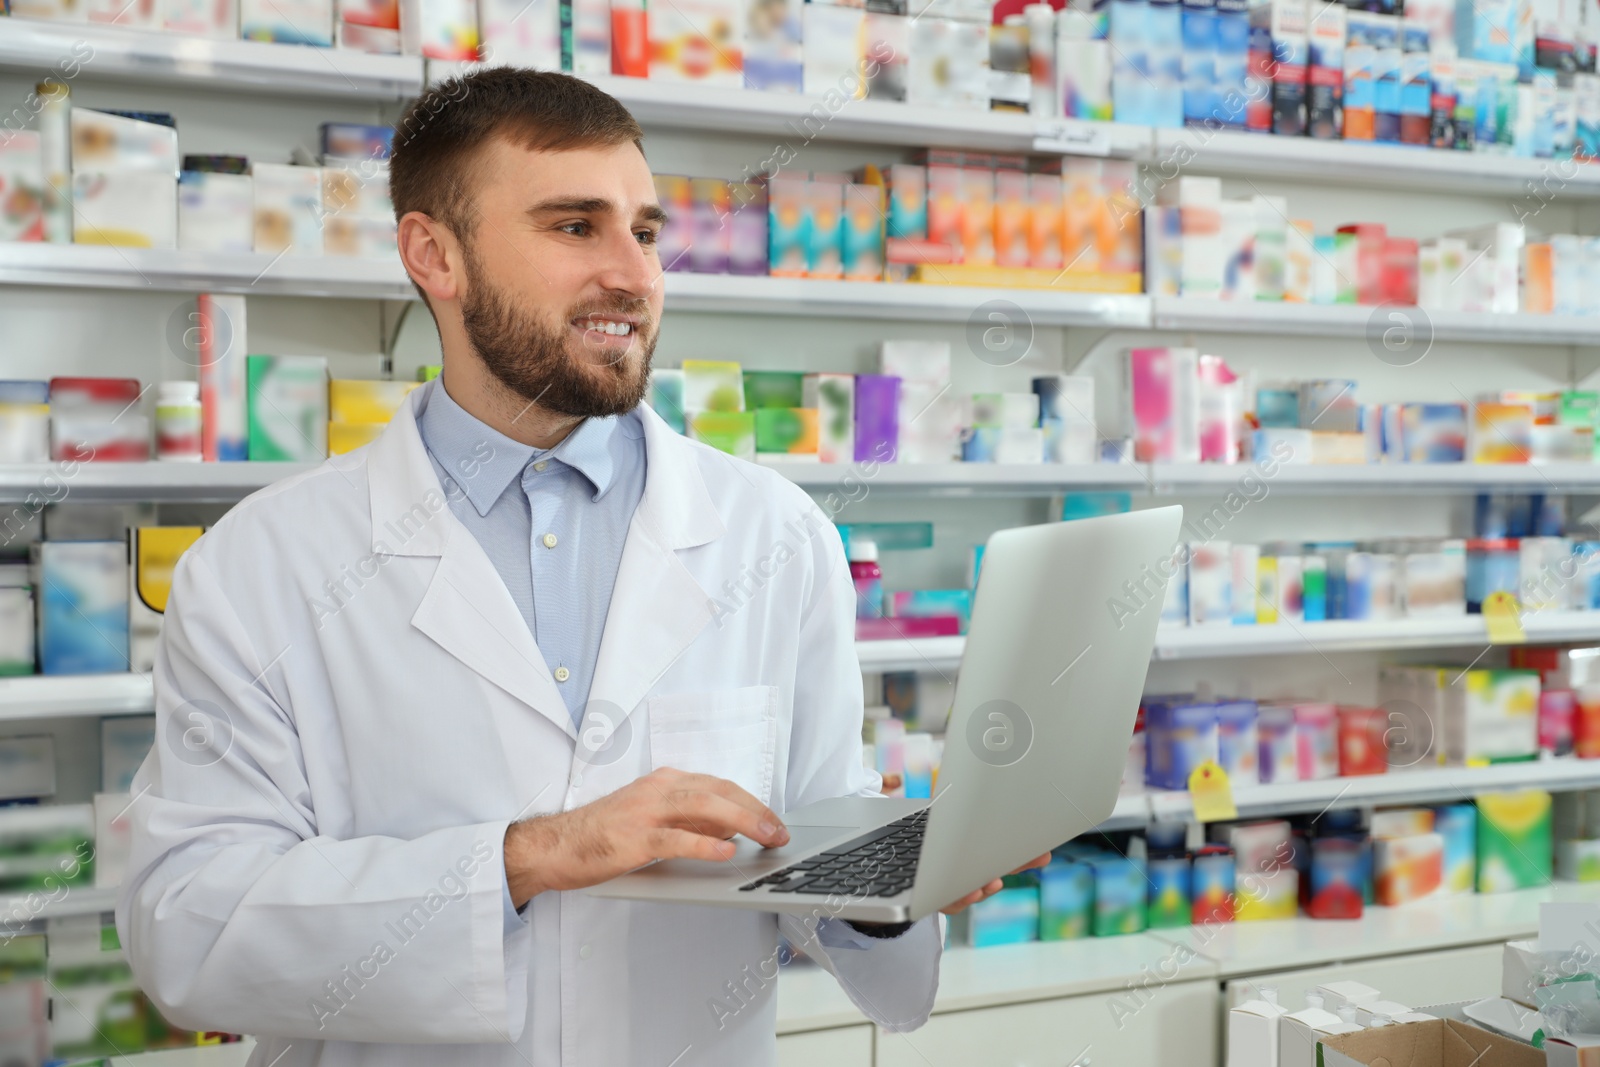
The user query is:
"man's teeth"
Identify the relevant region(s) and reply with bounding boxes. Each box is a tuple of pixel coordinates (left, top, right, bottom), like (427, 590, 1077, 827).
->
(580, 320, 633, 336)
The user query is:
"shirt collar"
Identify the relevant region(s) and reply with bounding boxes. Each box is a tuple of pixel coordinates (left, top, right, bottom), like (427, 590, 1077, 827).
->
(417, 379, 633, 516)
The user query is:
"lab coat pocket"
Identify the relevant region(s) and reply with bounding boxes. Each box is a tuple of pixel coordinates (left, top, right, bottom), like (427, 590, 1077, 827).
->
(647, 686, 779, 805)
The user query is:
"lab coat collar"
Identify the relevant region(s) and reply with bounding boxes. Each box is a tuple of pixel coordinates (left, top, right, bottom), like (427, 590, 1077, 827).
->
(368, 384, 574, 739)
(364, 382, 729, 745)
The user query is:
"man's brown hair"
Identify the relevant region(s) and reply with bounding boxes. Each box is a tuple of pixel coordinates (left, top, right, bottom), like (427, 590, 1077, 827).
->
(389, 67, 645, 246)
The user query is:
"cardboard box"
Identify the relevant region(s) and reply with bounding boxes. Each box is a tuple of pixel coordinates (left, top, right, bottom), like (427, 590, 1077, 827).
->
(1227, 994, 1289, 1067)
(128, 526, 203, 674)
(246, 355, 329, 462)
(1317, 1017, 1543, 1066)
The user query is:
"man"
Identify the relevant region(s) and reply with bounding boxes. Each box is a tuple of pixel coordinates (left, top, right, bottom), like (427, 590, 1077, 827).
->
(118, 69, 1027, 1066)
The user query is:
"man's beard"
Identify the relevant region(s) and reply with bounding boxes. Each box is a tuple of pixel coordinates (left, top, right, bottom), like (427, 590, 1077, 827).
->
(458, 245, 656, 419)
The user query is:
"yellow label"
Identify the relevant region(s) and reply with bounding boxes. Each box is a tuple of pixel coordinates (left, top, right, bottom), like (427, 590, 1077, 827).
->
(1188, 760, 1237, 822)
(1482, 591, 1526, 644)
(134, 527, 204, 614)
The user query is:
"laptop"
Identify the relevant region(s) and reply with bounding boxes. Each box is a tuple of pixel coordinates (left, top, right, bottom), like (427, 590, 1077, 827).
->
(585, 506, 1183, 923)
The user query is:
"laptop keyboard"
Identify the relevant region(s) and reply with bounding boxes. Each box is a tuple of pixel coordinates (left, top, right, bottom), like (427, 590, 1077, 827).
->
(736, 810, 927, 898)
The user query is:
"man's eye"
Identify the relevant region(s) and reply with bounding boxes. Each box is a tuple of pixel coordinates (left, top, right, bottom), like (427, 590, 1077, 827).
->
(562, 222, 590, 237)
(636, 229, 658, 246)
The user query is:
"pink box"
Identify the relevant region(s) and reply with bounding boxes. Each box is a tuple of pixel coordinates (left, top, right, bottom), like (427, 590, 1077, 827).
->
(1294, 702, 1338, 780)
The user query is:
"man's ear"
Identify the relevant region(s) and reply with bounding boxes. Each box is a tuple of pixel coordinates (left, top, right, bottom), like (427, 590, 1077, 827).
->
(398, 211, 464, 306)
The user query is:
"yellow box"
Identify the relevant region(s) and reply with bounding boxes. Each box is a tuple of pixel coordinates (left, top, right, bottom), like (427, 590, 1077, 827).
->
(904, 263, 1142, 293)
(329, 422, 386, 455)
(328, 380, 421, 425)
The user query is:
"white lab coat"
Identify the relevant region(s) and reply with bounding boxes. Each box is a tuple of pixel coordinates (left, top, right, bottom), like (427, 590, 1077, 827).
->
(116, 386, 942, 1067)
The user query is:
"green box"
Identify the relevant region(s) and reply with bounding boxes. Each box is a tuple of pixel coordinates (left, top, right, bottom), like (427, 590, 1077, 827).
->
(416, 364, 442, 382)
(1088, 855, 1147, 936)
(649, 369, 686, 435)
(742, 371, 805, 410)
(247, 354, 328, 461)
(754, 408, 816, 454)
(689, 411, 755, 461)
(1476, 790, 1552, 893)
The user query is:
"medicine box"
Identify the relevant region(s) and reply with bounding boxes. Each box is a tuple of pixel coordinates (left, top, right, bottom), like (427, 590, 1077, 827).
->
(247, 355, 329, 462)
(128, 527, 204, 674)
(1477, 790, 1552, 893)
(35, 541, 128, 675)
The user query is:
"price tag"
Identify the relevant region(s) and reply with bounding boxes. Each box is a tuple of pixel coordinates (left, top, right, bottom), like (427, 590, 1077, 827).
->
(1482, 590, 1527, 645)
(1031, 120, 1112, 157)
(1188, 760, 1236, 822)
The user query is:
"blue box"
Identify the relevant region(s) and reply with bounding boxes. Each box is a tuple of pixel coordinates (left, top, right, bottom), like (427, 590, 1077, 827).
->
(36, 541, 128, 675)
(1040, 860, 1095, 940)
(1181, 0, 1217, 126)
(1215, 700, 1260, 785)
(1213, 0, 1250, 128)
(1434, 803, 1477, 894)
(967, 884, 1040, 947)
(1144, 698, 1219, 790)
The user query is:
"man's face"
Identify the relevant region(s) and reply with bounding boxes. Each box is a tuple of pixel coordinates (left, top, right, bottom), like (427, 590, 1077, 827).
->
(455, 138, 666, 419)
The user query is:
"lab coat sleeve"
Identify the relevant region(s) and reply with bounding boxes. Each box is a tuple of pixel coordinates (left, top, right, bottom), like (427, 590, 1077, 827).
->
(776, 512, 941, 1033)
(115, 551, 533, 1044)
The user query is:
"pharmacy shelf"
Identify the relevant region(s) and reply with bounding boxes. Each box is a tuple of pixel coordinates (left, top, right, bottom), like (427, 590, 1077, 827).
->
(1149, 461, 1600, 494)
(857, 613, 1600, 672)
(0, 19, 422, 100)
(1151, 127, 1600, 199)
(113, 1043, 254, 1067)
(0, 461, 311, 503)
(16, 458, 1600, 505)
(1143, 760, 1600, 825)
(1152, 296, 1600, 346)
(0, 673, 153, 719)
(0, 884, 119, 924)
(780, 462, 1146, 496)
(0, 243, 414, 300)
(661, 271, 1152, 328)
(1151, 881, 1600, 979)
(426, 61, 1147, 157)
(1156, 612, 1600, 658)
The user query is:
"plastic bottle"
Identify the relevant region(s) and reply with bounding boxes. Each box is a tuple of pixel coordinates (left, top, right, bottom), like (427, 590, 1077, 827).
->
(1368, 1014, 1392, 1028)
(849, 539, 884, 621)
(1304, 992, 1323, 1010)
(1261, 987, 1280, 1007)
(156, 381, 202, 461)
(1337, 1004, 1359, 1024)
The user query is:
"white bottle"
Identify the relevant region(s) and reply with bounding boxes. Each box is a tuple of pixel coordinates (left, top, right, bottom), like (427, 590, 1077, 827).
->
(155, 381, 202, 462)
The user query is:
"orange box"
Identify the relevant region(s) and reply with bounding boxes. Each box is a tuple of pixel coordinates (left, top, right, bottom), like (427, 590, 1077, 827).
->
(926, 162, 964, 261)
(994, 167, 1030, 268)
(1338, 706, 1389, 776)
(1027, 172, 1063, 270)
(959, 166, 995, 267)
(1524, 242, 1554, 313)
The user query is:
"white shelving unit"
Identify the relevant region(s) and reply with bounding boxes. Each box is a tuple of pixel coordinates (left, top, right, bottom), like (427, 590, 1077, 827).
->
(0, 244, 414, 300)
(112, 1042, 254, 1067)
(12, 459, 1600, 505)
(0, 884, 118, 923)
(1152, 295, 1600, 345)
(1150, 127, 1600, 199)
(856, 612, 1600, 671)
(0, 20, 422, 100)
(0, 673, 153, 719)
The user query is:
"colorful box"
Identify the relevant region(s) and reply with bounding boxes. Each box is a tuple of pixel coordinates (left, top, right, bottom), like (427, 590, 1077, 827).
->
(1470, 402, 1533, 464)
(178, 171, 253, 254)
(1294, 702, 1338, 780)
(1337, 706, 1388, 777)
(648, 369, 686, 434)
(803, 373, 853, 464)
(246, 355, 328, 462)
(1088, 855, 1148, 936)
(681, 359, 744, 415)
(689, 411, 756, 461)
(1033, 376, 1096, 464)
(479, 0, 558, 65)
(965, 884, 1040, 946)
(242, 0, 333, 42)
(853, 375, 900, 463)
(36, 541, 128, 676)
(742, 371, 805, 411)
(252, 163, 323, 256)
(1257, 703, 1298, 784)
(1433, 803, 1477, 894)
(753, 409, 817, 457)
(1374, 832, 1444, 905)
(1039, 859, 1094, 940)
(1127, 347, 1200, 463)
(1476, 790, 1552, 893)
(1191, 844, 1236, 924)
(648, 0, 742, 85)
(1307, 836, 1365, 919)
(743, 0, 802, 91)
(128, 527, 203, 675)
(0, 132, 46, 244)
(1401, 403, 1469, 463)
(1236, 865, 1298, 921)
(688, 178, 731, 275)
(1451, 669, 1539, 765)
(1147, 854, 1192, 929)
(655, 175, 695, 274)
(1143, 697, 1219, 790)
(197, 293, 248, 462)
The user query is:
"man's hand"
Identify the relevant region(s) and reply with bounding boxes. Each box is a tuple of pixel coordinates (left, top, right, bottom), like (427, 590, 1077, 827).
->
(504, 767, 789, 907)
(939, 853, 1053, 916)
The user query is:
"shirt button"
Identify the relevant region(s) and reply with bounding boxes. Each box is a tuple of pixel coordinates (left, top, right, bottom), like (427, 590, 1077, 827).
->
(533, 461, 548, 472)
(579, 944, 592, 960)
(542, 533, 558, 549)
(554, 666, 571, 682)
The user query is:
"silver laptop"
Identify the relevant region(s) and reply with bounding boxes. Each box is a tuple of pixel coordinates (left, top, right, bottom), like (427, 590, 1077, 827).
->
(585, 506, 1183, 923)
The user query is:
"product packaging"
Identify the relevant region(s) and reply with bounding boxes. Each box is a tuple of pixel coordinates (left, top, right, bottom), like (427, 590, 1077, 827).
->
(1477, 790, 1552, 893)
(246, 355, 329, 462)
(35, 541, 128, 675)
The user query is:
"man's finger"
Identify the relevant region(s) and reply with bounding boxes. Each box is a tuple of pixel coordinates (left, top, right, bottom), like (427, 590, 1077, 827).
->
(658, 790, 788, 848)
(1009, 853, 1052, 874)
(646, 826, 737, 863)
(671, 773, 788, 839)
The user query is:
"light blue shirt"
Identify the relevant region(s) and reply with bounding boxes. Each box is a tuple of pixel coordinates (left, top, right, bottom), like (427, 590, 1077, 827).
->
(417, 381, 647, 728)
(417, 380, 894, 947)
